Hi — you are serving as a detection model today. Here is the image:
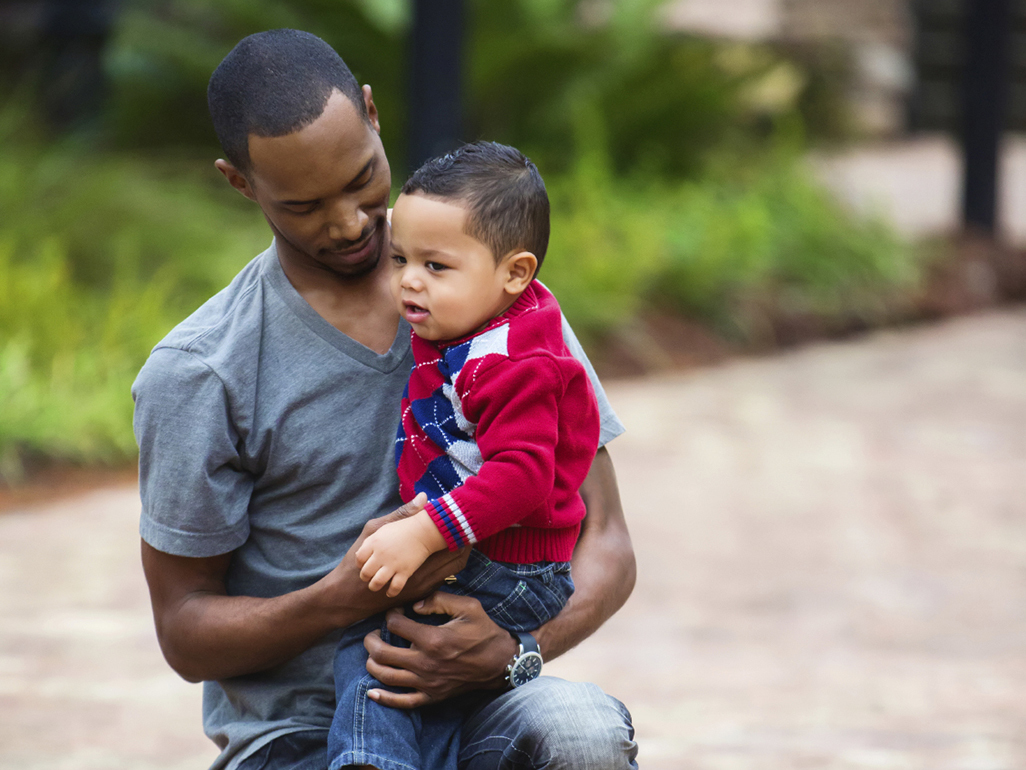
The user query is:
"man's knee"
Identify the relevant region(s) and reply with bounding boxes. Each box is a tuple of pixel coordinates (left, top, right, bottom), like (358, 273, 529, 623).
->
(532, 680, 636, 769)
(462, 677, 638, 769)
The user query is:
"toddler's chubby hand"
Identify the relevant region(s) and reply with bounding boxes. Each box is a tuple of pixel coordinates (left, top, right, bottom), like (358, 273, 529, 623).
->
(356, 494, 447, 597)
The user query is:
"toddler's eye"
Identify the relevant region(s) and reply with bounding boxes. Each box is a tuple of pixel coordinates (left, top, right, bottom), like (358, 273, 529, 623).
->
(392, 254, 407, 265)
(426, 261, 448, 272)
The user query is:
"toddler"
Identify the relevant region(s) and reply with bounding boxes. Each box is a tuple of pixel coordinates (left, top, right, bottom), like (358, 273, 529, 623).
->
(328, 141, 600, 770)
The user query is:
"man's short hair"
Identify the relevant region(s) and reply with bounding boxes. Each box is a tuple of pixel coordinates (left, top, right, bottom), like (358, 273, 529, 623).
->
(208, 29, 368, 173)
(401, 141, 550, 271)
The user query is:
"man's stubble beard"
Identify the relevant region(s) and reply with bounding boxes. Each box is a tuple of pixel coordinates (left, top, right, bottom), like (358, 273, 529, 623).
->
(273, 217, 387, 282)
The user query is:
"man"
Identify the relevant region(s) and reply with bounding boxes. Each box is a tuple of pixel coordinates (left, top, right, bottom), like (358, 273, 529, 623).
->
(133, 28, 638, 770)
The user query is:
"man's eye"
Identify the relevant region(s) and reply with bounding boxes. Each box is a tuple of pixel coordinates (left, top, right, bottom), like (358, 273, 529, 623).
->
(350, 169, 373, 190)
(287, 203, 318, 214)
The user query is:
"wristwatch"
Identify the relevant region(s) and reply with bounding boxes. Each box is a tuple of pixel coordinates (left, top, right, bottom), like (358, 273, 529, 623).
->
(505, 631, 543, 688)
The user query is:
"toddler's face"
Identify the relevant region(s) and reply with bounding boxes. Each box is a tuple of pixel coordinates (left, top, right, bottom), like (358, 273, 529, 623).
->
(389, 193, 515, 341)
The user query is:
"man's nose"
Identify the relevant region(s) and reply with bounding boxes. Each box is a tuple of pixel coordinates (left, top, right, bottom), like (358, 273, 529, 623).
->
(326, 200, 369, 243)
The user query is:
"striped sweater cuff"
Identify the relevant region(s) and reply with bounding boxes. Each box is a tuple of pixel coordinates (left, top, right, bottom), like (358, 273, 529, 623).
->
(424, 494, 477, 551)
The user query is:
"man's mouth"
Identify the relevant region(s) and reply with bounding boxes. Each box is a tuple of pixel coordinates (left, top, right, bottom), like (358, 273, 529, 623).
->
(324, 226, 379, 261)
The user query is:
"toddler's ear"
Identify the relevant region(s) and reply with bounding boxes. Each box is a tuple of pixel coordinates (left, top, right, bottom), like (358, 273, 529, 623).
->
(504, 251, 537, 294)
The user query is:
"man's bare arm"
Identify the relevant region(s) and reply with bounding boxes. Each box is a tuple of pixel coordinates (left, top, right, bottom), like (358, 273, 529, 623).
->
(364, 446, 636, 707)
(142, 500, 468, 683)
(533, 445, 636, 660)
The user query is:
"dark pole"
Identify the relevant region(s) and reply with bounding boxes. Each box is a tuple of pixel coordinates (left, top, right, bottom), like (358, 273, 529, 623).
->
(961, 0, 1012, 232)
(407, 0, 465, 172)
(39, 0, 116, 133)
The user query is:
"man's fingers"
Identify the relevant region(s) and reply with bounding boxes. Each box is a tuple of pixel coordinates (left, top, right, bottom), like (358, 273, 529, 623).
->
(368, 687, 431, 709)
(364, 626, 421, 669)
(364, 650, 422, 689)
(383, 608, 446, 652)
(411, 590, 470, 617)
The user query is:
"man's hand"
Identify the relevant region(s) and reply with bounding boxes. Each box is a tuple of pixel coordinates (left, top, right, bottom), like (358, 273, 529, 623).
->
(355, 496, 448, 597)
(363, 592, 517, 708)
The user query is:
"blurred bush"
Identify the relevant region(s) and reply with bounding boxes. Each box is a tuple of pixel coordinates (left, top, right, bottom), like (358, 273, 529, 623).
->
(0, 0, 920, 474)
(101, 0, 843, 174)
(541, 131, 918, 346)
(0, 114, 267, 479)
(106, 0, 409, 162)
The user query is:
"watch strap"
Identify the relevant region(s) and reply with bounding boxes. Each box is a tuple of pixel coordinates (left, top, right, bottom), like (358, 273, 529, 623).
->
(513, 631, 539, 656)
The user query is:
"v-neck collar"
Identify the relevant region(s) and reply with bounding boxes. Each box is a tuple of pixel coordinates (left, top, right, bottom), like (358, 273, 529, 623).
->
(262, 241, 410, 373)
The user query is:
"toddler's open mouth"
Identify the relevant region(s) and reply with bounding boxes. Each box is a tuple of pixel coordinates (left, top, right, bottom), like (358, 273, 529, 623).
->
(403, 302, 430, 323)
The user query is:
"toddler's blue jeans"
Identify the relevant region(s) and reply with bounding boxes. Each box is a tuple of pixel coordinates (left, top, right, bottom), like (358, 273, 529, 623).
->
(327, 550, 575, 770)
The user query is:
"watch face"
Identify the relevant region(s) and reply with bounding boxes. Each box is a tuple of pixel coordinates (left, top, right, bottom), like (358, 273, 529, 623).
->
(510, 651, 543, 687)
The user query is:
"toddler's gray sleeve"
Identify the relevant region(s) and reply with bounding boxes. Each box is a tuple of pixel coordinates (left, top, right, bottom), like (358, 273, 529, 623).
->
(132, 347, 253, 557)
(560, 314, 625, 447)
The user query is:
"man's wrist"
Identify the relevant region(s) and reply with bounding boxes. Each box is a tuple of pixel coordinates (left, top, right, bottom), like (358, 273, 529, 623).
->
(530, 620, 553, 661)
(482, 630, 519, 690)
(504, 631, 543, 688)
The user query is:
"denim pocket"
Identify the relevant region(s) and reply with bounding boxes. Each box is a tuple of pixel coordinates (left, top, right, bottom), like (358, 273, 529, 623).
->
(450, 555, 574, 632)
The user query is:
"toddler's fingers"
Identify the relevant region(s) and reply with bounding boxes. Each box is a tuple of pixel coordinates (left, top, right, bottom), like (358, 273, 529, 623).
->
(359, 557, 378, 584)
(355, 542, 371, 568)
(386, 572, 408, 598)
(368, 567, 393, 593)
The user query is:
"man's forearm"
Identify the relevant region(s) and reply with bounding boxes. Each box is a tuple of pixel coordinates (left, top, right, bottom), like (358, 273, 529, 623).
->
(533, 447, 636, 661)
(142, 543, 366, 682)
(141, 514, 468, 683)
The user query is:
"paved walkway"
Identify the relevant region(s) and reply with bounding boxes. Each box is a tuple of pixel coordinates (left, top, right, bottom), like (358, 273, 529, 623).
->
(2, 309, 1025, 769)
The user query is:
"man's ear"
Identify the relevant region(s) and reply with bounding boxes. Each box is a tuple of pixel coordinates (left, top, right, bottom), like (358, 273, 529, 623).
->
(503, 251, 538, 295)
(214, 159, 257, 202)
(362, 84, 381, 134)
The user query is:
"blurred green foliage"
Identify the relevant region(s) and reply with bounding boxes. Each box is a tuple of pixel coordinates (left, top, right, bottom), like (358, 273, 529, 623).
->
(542, 144, 917, 346)
(0, 116, 267, 477)
(0, 0, 918, 475)
(101, 0, 838, 175)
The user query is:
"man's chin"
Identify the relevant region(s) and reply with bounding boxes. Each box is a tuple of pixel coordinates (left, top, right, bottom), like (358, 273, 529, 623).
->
(319, 247, 382, 279)
(313, 227, 387, 279)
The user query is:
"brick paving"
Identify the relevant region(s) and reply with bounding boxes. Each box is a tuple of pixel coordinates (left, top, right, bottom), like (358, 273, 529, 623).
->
(2, 309, 1025, 769)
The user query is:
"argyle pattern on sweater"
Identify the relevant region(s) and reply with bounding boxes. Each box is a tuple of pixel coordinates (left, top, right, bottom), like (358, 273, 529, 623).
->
(394, 282, 600, 564)
(394, 324, 509, 548)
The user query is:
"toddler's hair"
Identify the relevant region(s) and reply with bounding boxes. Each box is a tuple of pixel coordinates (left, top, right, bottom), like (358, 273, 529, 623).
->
(402, 141, 550, 271)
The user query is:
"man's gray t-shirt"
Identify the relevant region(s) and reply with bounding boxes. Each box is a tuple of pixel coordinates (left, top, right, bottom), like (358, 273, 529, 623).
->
(132, 242, 625, 770)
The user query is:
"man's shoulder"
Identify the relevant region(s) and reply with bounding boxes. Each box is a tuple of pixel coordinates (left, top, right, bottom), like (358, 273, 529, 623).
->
(133, 247, 276, 404)
(152, 248, 272, 365)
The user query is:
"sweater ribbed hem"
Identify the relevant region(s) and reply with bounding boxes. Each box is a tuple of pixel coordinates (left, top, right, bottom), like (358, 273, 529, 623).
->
(475, 524, 580, 563)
